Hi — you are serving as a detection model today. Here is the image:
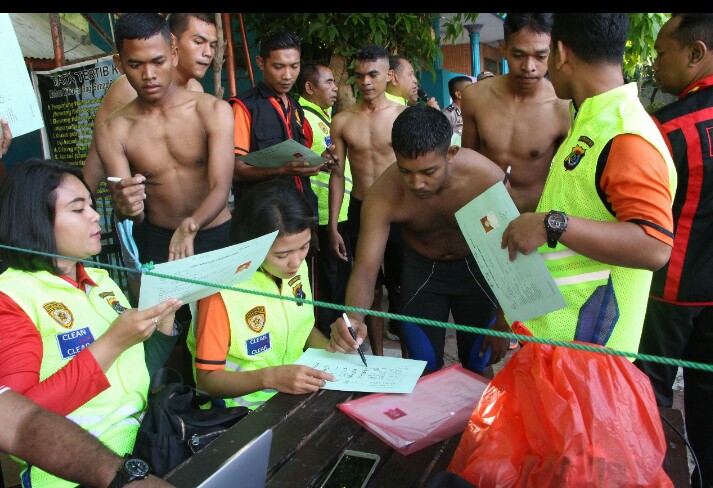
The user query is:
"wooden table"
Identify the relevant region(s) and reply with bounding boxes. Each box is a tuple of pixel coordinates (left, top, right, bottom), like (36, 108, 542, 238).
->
(165, 390, 691, 488)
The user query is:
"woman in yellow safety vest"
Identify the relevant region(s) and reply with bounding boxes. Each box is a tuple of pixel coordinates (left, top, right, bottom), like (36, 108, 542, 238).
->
(188, 180, 335, 410)
(0, 159, 182, 488)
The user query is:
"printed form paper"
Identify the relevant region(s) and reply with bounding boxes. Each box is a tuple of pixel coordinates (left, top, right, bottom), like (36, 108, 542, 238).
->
(138, 231, 277, 310)
(455, 182, 566, 322)
(295, 348, 427, 394)
(0, 14, 44, 136)
(237, 139, 326, 168)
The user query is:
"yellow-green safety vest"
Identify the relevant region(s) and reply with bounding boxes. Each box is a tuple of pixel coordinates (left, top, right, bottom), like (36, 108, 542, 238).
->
(188, 260, 314, 409)
(530, 83, 677, 355)
(298, 96, 352, 225)
(0, 267, 147, 488)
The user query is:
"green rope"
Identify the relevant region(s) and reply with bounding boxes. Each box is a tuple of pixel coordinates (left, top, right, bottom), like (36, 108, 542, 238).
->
(3, 243, 712, 373)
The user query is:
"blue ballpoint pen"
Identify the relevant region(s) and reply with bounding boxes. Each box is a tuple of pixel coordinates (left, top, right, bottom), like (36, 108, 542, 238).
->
(342, 313, 368, 367)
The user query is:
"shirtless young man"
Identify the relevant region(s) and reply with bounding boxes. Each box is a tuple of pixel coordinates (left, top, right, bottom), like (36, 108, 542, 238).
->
(461, 13, 570, 212)
(95, 13, 233, 264)
(328, 105, 511, 375)
(328, 44, 406, 356)
(84, 13, 218, 193)
(84, 14, 218, 303)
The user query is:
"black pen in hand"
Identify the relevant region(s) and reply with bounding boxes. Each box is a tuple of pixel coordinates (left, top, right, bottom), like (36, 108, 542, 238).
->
(342, 313, 367, 367)
(503, 165, 511, 185)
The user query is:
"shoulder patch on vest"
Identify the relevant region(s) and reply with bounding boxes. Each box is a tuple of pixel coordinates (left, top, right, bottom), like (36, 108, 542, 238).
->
(563, 136, 594, 171)
(245, 306, 266, 332)
(44, 302, 74, 328)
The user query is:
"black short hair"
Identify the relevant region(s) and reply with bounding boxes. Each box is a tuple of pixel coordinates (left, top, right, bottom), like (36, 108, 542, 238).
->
(166, 13, 215, 38)
(354, 44, 390, 64)
(296, 64, 323, 96)
(389, 54, 408, 72)
(503, 13, 553, 41)
(448, 75, 472, 99)
(114, 13, 171, 55)
(230, 180, 316, 245)
(0, 159, 93, 273)
(670, 13, 713, 51)
(392, 105, 452, 160)
(259, 30, 301, 59)
(551, 13, 628, 65)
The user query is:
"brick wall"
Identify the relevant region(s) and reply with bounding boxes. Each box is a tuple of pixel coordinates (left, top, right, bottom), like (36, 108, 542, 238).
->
(441, 42, 502, 77)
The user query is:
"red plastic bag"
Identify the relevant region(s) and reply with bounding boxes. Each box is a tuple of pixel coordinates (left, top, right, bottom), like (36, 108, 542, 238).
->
(448, 322, 673, 488)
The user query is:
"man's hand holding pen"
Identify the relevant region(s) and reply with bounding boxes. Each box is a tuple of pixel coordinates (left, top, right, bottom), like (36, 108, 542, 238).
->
(327, 313, 368, 357)
(106, 173, 151, 222)
(321, 136, 340, 173)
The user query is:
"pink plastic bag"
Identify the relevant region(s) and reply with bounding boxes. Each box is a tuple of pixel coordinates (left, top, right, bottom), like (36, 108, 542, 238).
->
(338, 365, 488, 455)
(448, 322, 673, 487)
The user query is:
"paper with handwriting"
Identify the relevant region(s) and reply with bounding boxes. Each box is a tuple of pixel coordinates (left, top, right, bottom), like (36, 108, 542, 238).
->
(138, 231, 277, 311)
(295, 348, 427, 394)
(0, 14, 44, 136)
(455, 182, 566, 322)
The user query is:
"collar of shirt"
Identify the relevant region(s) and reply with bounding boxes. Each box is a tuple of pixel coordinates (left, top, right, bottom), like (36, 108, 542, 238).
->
(679, 74, 713, 99)
(257, 81, 290, 111)
(58, 263, 97, 292)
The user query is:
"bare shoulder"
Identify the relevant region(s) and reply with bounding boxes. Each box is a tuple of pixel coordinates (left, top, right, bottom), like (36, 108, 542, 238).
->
(461, 78, 497, 110)
(453, 147, 503, 179)
(187, 78, 205, 93)
(194, 92, 232, 117)
(539, 79, 570, 127)
(99, 97, 138, 129)
(95, 75, 137, 124)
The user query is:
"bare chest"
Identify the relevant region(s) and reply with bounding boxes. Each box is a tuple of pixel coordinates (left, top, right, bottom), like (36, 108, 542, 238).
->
(123, 109, 208, 172)
(477, 102, 563, 164)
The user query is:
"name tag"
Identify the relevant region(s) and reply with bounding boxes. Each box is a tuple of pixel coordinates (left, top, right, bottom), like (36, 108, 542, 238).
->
(246, 332, 271, 356)
(56, 327, 95, 359)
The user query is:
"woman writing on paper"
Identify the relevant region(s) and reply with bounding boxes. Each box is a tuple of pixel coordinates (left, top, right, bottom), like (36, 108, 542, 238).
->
(0, 159, 182, 487)
(187, 180, 334, 410)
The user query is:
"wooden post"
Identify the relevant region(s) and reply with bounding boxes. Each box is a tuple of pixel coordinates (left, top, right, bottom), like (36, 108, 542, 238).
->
(49, 13, 65, 68)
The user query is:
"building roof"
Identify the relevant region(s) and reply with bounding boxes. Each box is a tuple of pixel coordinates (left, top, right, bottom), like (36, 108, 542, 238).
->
(9, 13, 108, 62)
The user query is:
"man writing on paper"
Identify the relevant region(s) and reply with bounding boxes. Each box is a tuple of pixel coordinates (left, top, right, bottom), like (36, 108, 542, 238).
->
(328, 105, 511, 376)
(96, 13, 234, 264)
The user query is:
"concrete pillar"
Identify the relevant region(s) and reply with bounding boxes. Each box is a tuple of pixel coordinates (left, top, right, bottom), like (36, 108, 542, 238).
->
(432, 16, 442, 70)
(465, 24, 483, 77)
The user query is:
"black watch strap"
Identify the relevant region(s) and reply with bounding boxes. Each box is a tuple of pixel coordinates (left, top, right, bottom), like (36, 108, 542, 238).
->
(544, 210, 568, 248)
(108, 457, 150, 488)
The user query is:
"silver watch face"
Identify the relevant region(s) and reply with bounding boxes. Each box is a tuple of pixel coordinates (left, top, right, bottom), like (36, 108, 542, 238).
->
(125, 458, 150, 477)
(547, 212, 567, 231)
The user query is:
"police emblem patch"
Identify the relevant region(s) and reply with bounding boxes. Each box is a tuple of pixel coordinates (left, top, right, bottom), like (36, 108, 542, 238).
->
(293, 283, 306, 306)
(100, 291, 127, 314)
(245, 306, 266, 333)
(318, 121, 328, 134)
(43, 302, 74, 329)
(563, 135, 594, 170)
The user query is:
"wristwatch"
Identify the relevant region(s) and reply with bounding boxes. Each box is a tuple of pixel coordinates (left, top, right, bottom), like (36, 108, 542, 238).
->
(544, 210, 568, 248)
(108, 457, 150, 487)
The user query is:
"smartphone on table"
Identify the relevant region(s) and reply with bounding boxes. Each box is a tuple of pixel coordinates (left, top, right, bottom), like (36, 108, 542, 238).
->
(320, 449, 380, 488)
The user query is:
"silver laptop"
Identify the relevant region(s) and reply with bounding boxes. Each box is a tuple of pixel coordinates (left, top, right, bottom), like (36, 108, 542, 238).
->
(197, 429, 273, 488)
